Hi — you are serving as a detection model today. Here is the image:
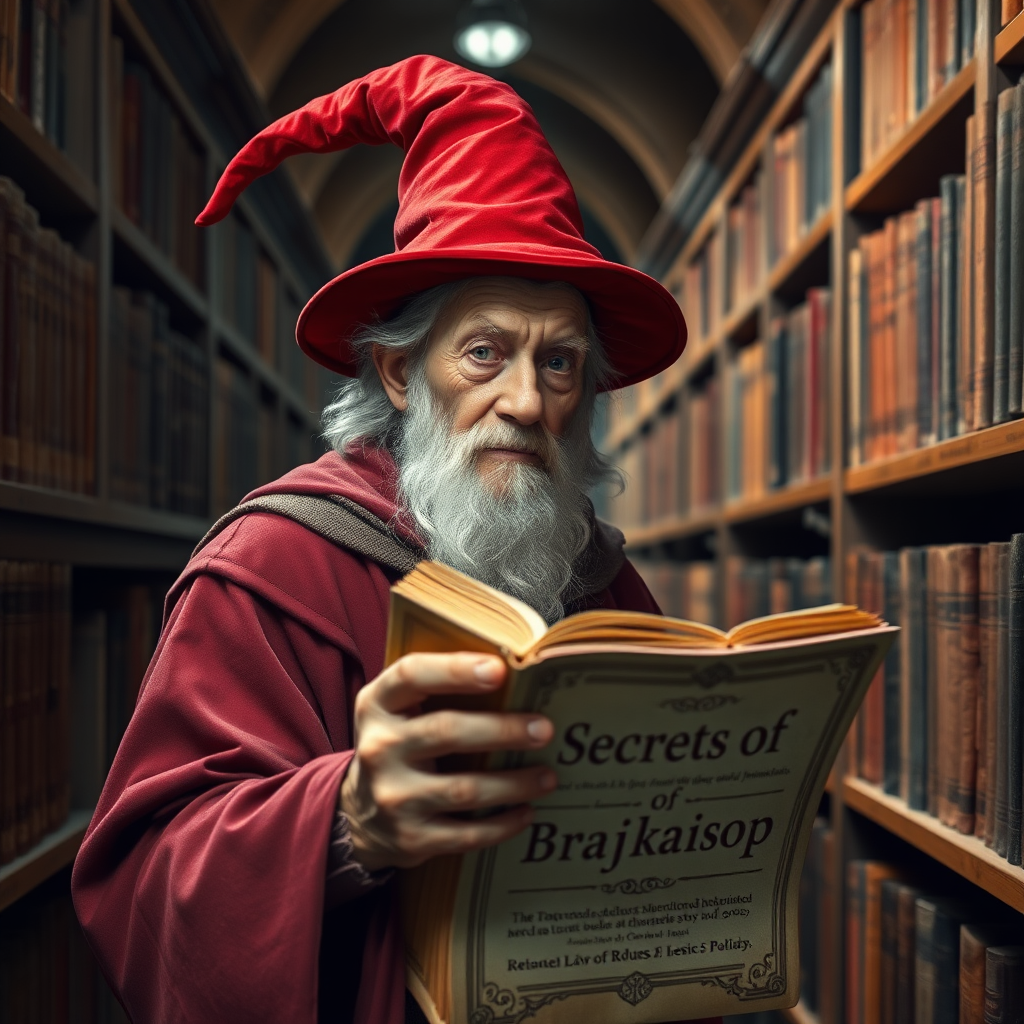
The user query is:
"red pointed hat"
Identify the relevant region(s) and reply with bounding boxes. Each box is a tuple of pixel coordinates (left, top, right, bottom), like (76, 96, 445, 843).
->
(197, 55, 686, 389)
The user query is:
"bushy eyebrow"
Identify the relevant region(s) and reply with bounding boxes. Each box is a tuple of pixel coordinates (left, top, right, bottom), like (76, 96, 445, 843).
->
(460, 316, 590, 352)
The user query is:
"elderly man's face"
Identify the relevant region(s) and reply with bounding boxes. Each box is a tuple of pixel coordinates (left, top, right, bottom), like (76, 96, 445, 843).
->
(375, 277, 589, 486)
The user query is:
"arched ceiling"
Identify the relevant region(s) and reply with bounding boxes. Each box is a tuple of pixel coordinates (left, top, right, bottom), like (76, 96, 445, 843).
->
(210, 0, 769, 268)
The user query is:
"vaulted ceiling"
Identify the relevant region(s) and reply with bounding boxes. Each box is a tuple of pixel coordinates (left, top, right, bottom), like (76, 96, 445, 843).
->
(210, 0, 770, 268)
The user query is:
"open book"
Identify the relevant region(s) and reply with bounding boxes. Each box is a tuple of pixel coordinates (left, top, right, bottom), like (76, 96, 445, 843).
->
(388, 562, 896, 1024)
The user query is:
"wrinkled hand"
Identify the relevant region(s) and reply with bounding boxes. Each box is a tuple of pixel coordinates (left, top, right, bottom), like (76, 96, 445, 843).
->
(340, 653, 557, 872)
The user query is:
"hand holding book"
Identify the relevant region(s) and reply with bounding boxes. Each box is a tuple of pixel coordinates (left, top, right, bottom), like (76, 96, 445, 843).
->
(340, 652, 557, 873)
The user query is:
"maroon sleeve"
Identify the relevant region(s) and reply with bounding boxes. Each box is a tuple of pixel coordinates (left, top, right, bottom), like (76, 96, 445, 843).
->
(71, 573, 380, 1024)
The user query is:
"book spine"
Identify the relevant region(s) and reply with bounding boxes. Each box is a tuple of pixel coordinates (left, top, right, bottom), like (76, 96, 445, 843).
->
(895, 885, 920, 1024)
(847, 861, 866, 1024)
(1010, 81, 1024, 417)
(881, 879, 900, 1024)
(902, 548, 929, 809)
(927, 546, 942, 816)
(960, 925, 990, 1024)
(938, 175, 959, 441)
(916, 898, 938, 1024)
(993, 542, 1011, 856)
(916, 202, 934, 445)
(883, 551, 902, 794)
(984, 947, 1024, 1024)
(974, 98, 997, 429)
(993, 89, 1014, 424)
(977, 545, 996, 841)
(953, 545, 980, 834)
(1007, 534, 1023, 865)
(961, 116, 975, 434)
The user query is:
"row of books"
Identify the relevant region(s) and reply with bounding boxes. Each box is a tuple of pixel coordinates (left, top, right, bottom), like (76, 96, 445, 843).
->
(110, 34, 205, 288)
(845, 863, 1023, 1024)
(0, 177, 97, 494)
(0, 0, 93, 176)
(848, 536, 1024, 868)
(680, 229, 724, 343)
(0, 561, 71, 866)
(108, 288, 209, 516)
(632, 554, 832, 630)
(211, 358, 318, 517)
(848, 175, 971, 464)
(726, 289, 832, 501)
(770, 59, 832, 265)
(858, 0, 975, 174)
(0, 877, 128, 1023)
(725, 173, 764, 314)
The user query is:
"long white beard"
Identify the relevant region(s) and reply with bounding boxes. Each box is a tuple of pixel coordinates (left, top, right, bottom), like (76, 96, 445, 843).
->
(395, 374, 596, 623)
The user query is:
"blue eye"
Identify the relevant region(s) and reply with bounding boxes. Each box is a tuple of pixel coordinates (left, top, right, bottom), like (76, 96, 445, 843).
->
(470, 346, 494, 360)
(547, 355, 569, 372)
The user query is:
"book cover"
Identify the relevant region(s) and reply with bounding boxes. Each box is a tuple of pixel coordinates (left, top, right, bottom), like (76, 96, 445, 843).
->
(984, 946, 1024, 1023)
(915, 898, 970, 1024)
(992, 542, 1011, 856)
(389, 564, 895, 1023)
(1010, 81, 1024, 417)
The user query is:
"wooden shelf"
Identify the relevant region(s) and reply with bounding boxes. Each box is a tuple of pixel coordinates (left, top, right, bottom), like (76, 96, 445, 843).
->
(766, 210, 832, 297)
(724, 476, 832, 525)
(624, 509, 720, 549)
(112, 208, 209, 323)
(781, 999, 820, 1024)
(843, 778, 1024, 914)
(0, 480, 210, 542)
(0, 810, 92, 913)
(995, 11, 1024, 64)
(844, 59, 975, 214)
(0, 94, 98, 220)
(844, 418, 1024, 495)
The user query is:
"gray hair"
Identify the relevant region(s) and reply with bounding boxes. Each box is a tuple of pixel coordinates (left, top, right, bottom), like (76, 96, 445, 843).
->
(321, 278, 616, 455)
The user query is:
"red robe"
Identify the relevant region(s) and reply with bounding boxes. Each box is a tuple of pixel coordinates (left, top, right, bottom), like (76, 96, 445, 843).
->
(71, 448, 663, 1023)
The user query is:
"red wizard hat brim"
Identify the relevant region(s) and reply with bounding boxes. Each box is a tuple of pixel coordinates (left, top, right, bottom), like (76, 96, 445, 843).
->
(197, 57, 687, 389)
(298, 245, 686, 390)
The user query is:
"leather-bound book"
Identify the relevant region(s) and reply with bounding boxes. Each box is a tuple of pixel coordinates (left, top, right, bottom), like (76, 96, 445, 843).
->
(901, 548, 930, 809)
(916, 898, 971, 1024)
(993, 542, 1012, 856)
(962, 926, 1019, 1024)
(926, 546, 943, 817)
(984, 947, 1024, 1024)
(861, 552, 886, 784)
(938, 176, 960, 441)
(972, 96, 997, 430)
(935, 547, 959, 828)
(881, 879, 901, 1024)
(897, 884, 926, 1024)
(848, 861, 901, 1024)
(1008, 534, 1024, 866)
(962, 114, 976, 434)
(883, 551, 902, 794)
(993, 88, 1014, 425)
(849, 247, 864, 467)
(1009, 81, 1024, 419)
(977, 545, 999, 842)
(915, 200, 935, 446)
(953, 545, 981, 835)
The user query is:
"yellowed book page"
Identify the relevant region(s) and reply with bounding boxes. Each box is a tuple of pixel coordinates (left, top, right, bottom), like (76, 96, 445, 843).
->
(439, 627, 895, 1024)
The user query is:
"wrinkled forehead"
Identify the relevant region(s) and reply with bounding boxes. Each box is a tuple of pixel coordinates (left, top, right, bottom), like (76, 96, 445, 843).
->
(433, 277, 590, 344)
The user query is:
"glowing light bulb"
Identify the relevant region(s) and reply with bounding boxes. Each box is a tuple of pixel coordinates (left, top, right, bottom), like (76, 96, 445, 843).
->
(454, 10, 531, 68)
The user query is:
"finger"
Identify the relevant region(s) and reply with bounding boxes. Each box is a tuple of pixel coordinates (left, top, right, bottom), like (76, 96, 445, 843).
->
(412, 766, 558, 814)
(417, 805, 537, 859)
(371, 653, 506, 713)
(402, 709, 554, 759)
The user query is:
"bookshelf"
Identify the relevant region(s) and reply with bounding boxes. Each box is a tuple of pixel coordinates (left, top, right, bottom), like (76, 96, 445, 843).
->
(0, 0, 337, 996)
(608, 0, 1024, 1019)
